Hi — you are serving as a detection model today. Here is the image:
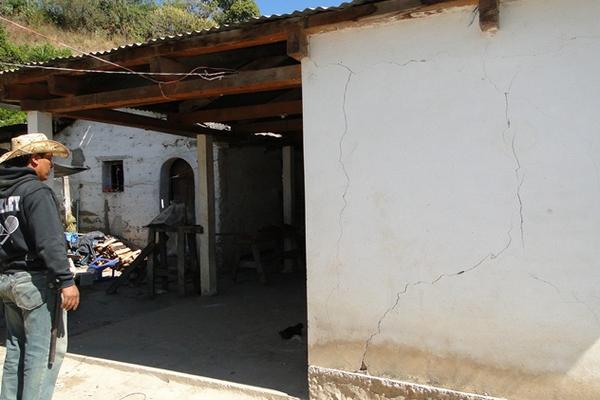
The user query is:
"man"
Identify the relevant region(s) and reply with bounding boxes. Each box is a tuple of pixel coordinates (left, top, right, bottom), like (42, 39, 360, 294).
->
(0, 133, 80, 400)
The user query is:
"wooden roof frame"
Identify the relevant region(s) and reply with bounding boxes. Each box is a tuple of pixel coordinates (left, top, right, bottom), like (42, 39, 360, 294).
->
(0, 0, 480, 143)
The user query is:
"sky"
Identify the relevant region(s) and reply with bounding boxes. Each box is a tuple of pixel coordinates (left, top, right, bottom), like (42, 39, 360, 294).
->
(255, 0, 346, 16)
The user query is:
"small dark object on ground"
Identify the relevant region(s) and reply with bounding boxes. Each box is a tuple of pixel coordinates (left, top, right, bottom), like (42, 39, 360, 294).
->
(279, 323, 303, 340)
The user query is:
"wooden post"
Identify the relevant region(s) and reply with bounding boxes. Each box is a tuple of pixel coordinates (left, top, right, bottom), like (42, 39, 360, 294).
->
(197, 134, 217, 296)
(62, 176, 71, 220)
(282, 146, 295, 272)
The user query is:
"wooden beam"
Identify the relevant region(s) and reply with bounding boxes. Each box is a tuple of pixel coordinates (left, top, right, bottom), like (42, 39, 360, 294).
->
(172, 100, 302, 124)
(59, 109, 223, 138)
(287, 28, 308, 61)
(22, 65, 301, 113)
(234, 118, 303, 134)
(149, 57, 189, 82)
(479, 0, 499, 32)
(48, 75, 87, 96)
(178, 98, 220, 113)
(2, 83, 49, 100)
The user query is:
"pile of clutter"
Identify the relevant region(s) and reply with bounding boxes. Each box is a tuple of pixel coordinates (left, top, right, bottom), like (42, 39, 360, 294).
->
(94, 238, 142, 268)
(66, 231, 141, 286)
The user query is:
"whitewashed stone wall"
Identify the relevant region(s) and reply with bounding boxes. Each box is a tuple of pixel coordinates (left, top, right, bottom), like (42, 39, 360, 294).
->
(56, 119, 198, 246)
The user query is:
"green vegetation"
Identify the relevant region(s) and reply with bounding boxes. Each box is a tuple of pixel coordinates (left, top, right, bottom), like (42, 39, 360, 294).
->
(0, 0, 260, 41)
(0, 0, 260, 126)
(0, 25, 71, 126)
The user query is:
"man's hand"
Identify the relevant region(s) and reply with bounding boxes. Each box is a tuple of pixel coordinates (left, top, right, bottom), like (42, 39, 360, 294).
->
(61, 285, 80, 311)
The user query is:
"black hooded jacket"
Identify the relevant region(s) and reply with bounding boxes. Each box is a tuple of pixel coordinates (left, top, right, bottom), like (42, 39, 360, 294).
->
(0, 166, 74, 288)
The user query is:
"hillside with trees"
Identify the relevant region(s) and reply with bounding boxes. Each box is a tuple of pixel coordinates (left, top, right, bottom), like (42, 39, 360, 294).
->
(0, 0, 260, 126)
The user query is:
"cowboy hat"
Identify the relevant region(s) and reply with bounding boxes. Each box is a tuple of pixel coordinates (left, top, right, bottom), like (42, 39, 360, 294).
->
(0, 133, 70, 164)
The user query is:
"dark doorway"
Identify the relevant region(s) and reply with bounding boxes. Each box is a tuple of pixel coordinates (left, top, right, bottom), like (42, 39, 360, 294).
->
(160, 158, 196, 224)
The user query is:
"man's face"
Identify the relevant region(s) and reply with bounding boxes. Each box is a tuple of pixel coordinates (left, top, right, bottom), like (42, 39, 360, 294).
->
(29, 153, 54, 181)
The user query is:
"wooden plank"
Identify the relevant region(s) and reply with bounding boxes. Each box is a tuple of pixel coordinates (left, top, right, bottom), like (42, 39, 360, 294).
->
(479, 0, 499, 32)
(172, 100, 302, 124)
(96, 238, 117, 250)
(106, 242, 155, 294)
(47, 75, 87, 96)
(114, 248, 133, 256)
(22, 65, 301, 113)
(149, 57, 189, 82)
(59, 109, 227, 138)
(2, 83, 49, 100)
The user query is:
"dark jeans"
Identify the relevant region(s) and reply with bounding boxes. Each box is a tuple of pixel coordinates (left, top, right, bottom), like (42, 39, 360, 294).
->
(0, 271, 67, 400)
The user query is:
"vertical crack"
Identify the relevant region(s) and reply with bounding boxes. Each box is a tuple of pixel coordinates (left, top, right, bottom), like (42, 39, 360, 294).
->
(504, 72, 525, 249)
(485, 55, 525, 249)
(325, 63, 356, 321)
(334, 63, 355, 282)
(512, 132, 525, 249)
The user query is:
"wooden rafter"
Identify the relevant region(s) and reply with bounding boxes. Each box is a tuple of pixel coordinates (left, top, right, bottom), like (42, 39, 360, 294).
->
(20, 65, 301, 113)
(287, 28, 308, 61)
(479, 0, 499, 32)
(172, 100, 302, 124)
(234, 118, 303, 134)
(58, 109, 223, 138)
(48, 75, 87, 96)
(149, 57, 189, 82)
(2, 83, 49, 100)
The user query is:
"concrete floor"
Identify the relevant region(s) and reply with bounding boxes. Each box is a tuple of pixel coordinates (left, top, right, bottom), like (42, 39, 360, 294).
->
(0, 269, 308, 399)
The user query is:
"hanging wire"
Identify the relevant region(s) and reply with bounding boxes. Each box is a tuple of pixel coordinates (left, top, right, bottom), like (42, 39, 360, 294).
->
(0, 62, 236, 81)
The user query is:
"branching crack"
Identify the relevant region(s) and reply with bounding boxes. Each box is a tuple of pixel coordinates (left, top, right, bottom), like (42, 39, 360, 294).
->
(486, 58, 525, 249)
(359, 227, 513, 372)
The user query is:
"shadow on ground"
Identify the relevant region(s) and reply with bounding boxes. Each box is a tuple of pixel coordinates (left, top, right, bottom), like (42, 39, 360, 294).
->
(0, 270, 308, 399)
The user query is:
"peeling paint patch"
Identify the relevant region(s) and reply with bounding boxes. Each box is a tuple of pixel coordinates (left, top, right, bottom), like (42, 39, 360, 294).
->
(309, 366, 505, 400)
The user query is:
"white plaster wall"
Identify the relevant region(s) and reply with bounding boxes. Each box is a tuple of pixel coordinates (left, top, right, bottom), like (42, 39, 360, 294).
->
(57, 120, 197, 246)
(303, 1, 600, 398)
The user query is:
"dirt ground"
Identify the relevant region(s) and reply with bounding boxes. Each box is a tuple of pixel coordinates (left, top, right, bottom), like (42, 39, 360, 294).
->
(0, 269, 308, 399)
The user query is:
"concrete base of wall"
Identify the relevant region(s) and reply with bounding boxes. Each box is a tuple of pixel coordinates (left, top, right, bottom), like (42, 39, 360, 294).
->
(308, 366, 505, 400)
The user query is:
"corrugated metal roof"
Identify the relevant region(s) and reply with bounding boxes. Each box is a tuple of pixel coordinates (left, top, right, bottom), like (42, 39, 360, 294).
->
(0, 0, 379, 74)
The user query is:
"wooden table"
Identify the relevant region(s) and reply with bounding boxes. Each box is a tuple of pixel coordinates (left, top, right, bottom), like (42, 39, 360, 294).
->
(147, 224, 204, 296)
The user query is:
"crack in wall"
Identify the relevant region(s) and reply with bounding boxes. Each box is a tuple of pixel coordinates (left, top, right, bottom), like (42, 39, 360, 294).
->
(323, 61, 356, 322)
(503, 72, 526, 249)
(359, 227, 513, 372)
(572, 293, 600, 328)
(512, 132, 525, 249)
(529, 277, 600, 329)
(334, 63, 355, 281)
(328, 58, 430, 289)
(528, 274, 561, 294)
(483, 50, 525, 249)
(377, 59, 428, 68)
